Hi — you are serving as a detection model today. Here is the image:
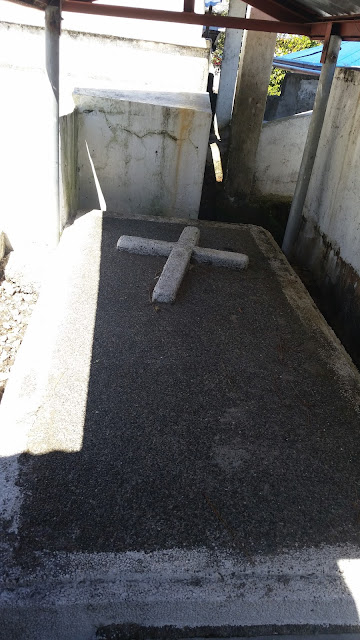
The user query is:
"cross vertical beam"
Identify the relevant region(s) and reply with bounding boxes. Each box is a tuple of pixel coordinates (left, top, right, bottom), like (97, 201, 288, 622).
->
(152, 226, 200, 303)
(45, 0, 61, 248)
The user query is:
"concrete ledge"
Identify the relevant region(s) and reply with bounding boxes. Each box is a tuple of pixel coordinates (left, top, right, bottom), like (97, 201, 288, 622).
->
(1, 545, 360, 639)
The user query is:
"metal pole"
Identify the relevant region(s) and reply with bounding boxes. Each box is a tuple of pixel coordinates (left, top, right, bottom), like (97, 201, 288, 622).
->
(215, 0, 247, 132)
(282, 34, 341, 258)
(45, 0, 61, 248)
(205, 5, 212, 39)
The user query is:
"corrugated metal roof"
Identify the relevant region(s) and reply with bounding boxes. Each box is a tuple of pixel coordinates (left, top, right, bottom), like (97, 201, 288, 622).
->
(287, 0, 360, 18)
(274, 41, 360, 75)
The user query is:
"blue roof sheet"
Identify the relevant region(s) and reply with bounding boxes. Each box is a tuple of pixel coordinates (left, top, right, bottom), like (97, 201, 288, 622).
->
(276, 41, 360, 70)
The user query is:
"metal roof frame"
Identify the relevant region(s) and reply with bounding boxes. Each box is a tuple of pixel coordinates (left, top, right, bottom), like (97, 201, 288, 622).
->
(5, 0, 360, 41)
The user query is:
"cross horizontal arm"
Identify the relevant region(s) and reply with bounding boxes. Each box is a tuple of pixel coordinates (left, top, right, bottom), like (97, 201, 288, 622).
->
(193, 246, 249, 270)
(117, 236, 173, 257)
(117, 235, 249, 270)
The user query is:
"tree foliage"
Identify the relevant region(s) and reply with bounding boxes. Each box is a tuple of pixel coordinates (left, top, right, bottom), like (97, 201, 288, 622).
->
(212, 33, 320, 96)
(268, 35, 320, 95)
(212, 31, 226, 70)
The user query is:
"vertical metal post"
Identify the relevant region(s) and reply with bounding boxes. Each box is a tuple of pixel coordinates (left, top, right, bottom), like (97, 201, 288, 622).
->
(215, 0, 247, 132)
(183, 0, 195, 11)
(282, 34, 341, 258)
(205, 5, 212, 39)
(45, 0, 61, 248)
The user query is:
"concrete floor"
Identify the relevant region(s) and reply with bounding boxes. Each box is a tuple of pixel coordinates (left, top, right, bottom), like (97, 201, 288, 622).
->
(1, 211, 360, 639)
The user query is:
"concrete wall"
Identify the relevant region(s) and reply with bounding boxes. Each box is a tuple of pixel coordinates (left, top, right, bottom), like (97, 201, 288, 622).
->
(60, 111, 79, 231)
(294, 68, 360, 363)
(225, 6, 277, 200)
(0, 62, 77, 252)
(0, 20, 210, 108)
(299, 68, 360, 276)
(0, 19, 209, 251)
(75, 89, 212, 219)
(250, 68, 360, 362)
(265, 73, 318, 121)
(252, 111, 311, 201)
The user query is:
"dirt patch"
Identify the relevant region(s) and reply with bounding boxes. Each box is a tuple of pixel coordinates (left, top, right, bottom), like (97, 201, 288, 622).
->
(0, 258, 38, 402)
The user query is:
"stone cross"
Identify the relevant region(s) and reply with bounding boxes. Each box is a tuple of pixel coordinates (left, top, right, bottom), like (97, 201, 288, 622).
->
(117, 226, 249, 303)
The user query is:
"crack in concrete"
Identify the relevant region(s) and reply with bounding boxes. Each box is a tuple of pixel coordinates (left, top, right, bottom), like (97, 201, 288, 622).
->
(121, 128, 178, 143)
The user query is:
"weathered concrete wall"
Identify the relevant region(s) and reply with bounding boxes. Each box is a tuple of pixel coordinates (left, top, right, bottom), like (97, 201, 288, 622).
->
(0, 19, 209, 251)
(225, 7, 277, 199)
(75, 89, 212, 219)
(299, 68, 360, 276)
(295, 68, 360, 363)
(252, 111, 311, 200)
(265, 73, 318, 121)
(60, 110, 79, 230)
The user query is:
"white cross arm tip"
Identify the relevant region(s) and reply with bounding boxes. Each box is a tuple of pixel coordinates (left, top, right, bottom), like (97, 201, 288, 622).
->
(117, 235, 173, 257)
(193, 246, 249, 270)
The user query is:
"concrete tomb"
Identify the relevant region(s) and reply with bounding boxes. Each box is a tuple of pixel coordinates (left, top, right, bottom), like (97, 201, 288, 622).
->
(75, 89, 212, 219)
(1, 211, 360, 638)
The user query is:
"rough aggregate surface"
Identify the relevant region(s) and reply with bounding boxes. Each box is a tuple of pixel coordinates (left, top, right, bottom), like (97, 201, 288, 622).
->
(15, 217, 360, 557)
(0, 258, 38, 402)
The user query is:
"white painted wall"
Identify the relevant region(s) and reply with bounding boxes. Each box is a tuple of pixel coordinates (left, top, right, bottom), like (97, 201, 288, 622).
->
(0, 21, 210, 112)
(75, 89, 212, 219)
(0, 0, 205, 46)
(0, 63, 77, 252)
(252, 111, 311, 200)
(301, 68, 360, 276)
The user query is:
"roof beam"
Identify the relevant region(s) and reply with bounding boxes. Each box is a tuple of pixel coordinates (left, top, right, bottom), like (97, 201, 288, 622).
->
(337, 20, 360, 39)
(239, 0, 315, 23)
(62, 1, 312, 35)
(310, 19, 360, 39)
(9, 0, 360, 41)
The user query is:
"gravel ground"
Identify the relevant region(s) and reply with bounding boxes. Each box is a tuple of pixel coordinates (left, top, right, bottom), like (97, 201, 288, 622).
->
(0, 258, 38, 402)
